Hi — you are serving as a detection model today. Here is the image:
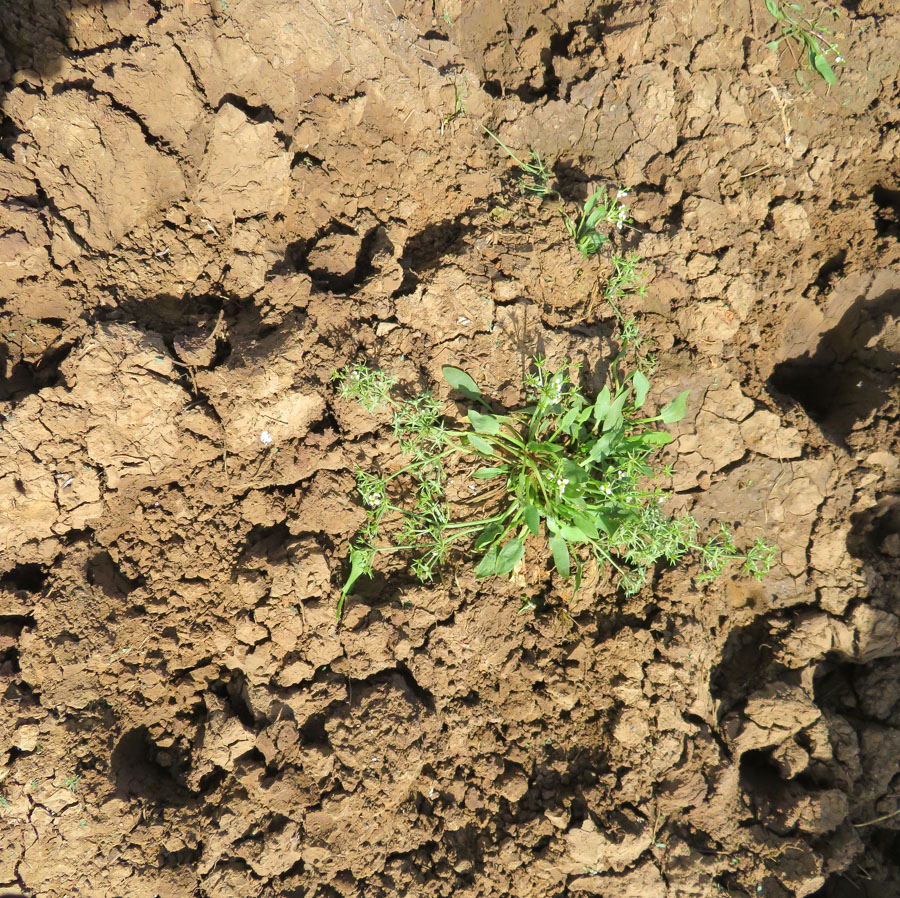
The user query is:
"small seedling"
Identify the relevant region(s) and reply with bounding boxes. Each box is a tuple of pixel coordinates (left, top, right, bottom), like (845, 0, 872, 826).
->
(441, 76, 469, 134)
(764, 0, 844, 86)
(333, 355, 775, 616)
(65, 775, 80, 792)
(482, 125, 557, 198)
(602, 252, 656, 372)
(0, 795, 10, 809)
(564, 187, 632, 257)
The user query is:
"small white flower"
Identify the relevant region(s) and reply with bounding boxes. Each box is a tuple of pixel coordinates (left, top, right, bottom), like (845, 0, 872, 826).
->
(260, 430, 273, 445)
(351, 370, 360, 380)
(617, 220, 624, 230)
(617, 189, 629, 198)
(835, 55, 844, 63)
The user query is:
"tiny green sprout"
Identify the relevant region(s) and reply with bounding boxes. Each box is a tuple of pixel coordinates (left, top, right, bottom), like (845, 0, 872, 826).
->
(441, 76, 469, 134)
(482, 125, 557, 198)
(564, 187, 633, 257)
(764, 0, 844, 86)
(600, 252, 656, 373)
(65, 775, 80, 792)
(0, 795, 10, 809)
(333, 358, 775, 616)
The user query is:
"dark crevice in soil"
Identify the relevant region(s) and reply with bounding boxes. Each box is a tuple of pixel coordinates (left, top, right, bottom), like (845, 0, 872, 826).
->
(111, 725, 198, 803)
(216, 94, 280, 127)
(0, 563, 49, 593)
(212, 668, 260, 728)
(0, 336, 76, 404)
(86, 551, 145, 599)
(710, 613, 781, 709)
(70, 35, 137, 60)
(872, 185, 900, 238)
(769, 285, 900, 444)
(814, 249, 847, 293)
(393, 660, 436, 711)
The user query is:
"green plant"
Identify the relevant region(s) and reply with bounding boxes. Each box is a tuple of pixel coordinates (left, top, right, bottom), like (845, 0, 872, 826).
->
(65, 775, 80, 792)
(564, 187, 633, 257)
(332, 357, 775, 616)
(482, 125, 557, 198)
(602, 252, 656, 372)
(441, 76, 469, 134)
(764, 0, 844, 86)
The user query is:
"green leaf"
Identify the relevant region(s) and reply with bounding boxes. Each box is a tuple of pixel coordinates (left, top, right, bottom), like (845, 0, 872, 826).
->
(494, 537, 525, 575)
(474, 522, 504, 550)
(569, 512, 599, 540)
(559, 405, 580, 434)
(442, 365, 482, 402)
(592, 386, 611, 425)
(640, 431, 674, 447)
(561, 459, 588, 483)
(633, 371, 650, 409)
(558, 523, 593, 544)
(587, 431, 615, 463)
(602, 392, 627, 432)
(468, 409, 500, 434)
(813, 53, 836, 84)
(767, 39, 782, 51)
(476, 545, 499, 577)
(468, 434, 495, 455)
(549, 535, 570, 578)
(764, 0, 782, 18)
(585, 205, 607, 229)
(582, 190, 601, 218)
(472, 466, 507, 479)
(660, 389, 689, 424)
(582, 232, 607, 254)
(338, 546, 371, 618)
(523, 505, 540, 536)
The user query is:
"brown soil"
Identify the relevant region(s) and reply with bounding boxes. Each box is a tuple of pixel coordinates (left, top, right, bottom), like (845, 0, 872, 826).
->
(1, 1, 899, 896)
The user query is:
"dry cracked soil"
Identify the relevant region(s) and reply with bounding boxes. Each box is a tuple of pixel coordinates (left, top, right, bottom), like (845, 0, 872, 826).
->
(1, 0, 899, 896)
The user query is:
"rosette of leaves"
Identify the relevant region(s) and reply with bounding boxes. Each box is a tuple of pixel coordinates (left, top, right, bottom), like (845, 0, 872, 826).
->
(563, 187, 632, 257)
(332, 359, 775, 616)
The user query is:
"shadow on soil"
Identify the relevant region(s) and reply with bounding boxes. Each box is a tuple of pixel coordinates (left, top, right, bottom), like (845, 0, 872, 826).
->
(0, 0, 119, 101)
(769, 286, 900, 446)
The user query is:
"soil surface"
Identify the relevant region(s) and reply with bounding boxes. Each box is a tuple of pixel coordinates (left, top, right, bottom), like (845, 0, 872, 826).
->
(1, 1, 899, 896)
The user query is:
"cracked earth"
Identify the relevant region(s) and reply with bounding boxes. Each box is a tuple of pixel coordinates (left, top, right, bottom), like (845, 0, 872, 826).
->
(1, 0, 899, 896)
